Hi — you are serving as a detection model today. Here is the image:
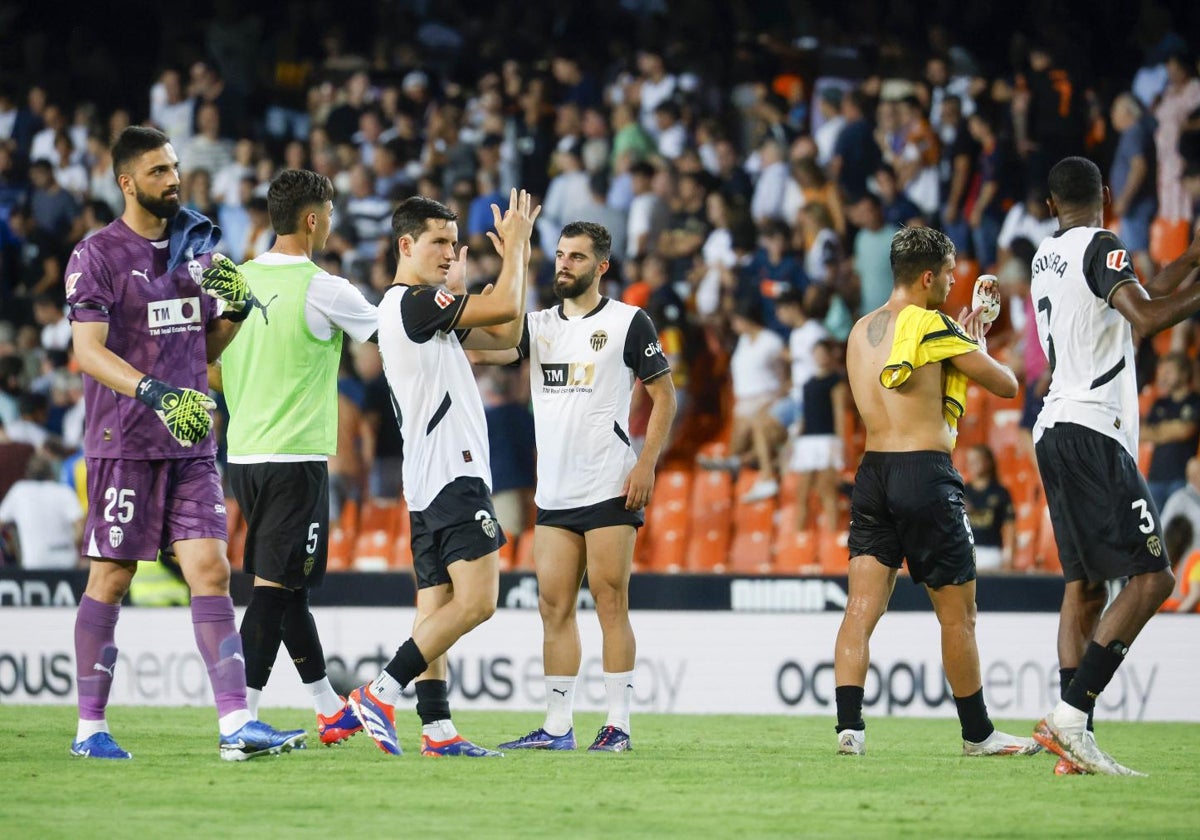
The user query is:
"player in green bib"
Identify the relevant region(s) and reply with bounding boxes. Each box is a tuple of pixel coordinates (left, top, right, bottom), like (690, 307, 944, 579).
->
(221, 169, 379, 745)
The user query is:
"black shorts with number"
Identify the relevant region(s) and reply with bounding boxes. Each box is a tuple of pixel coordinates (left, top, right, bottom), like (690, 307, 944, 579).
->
(229, 461, 329, 589)
(847, 451, 976, 588)
(409, 477, 507, 589)
(536, 496, 645, 535)
(1036, 423, 1168, 583)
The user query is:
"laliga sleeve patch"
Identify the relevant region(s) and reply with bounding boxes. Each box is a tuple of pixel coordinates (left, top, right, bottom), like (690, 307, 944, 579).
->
(434, 288, 455, 309)
(1105, 249, 1129, 271)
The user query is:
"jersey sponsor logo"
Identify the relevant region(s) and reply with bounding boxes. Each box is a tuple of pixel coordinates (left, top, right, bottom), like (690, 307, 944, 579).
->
(147, 297, 202, 335)
(644, 340, 664, 357)
(475, 509, 497, 539)
(589, 330, 608, 351)
(130, 268, 151, 283)
(542, 362, 594, 388)
(1105, 249, 1129, 271)
(462, 450, 473, 463)
(434, 288, 455, 309)
(65, 272, 82, 298)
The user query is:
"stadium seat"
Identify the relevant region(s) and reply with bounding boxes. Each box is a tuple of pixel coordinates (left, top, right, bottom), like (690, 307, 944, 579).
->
(1012, 494, 1043, 573)
(360, 498, 405, 536)
(390, 529, 414, 572)
(642, 467, 693, 573)
(685, 467, 734, 572)
(497, 529, 516, 570)
(1034, 504, 1062, 574)
(817, 528, 850, 575)
(773, 510, 820, 575)
(947, 257, 979, 315)
(515, 528, 536, 570)
(327, 526, 352, 572)
(728, 471, 777, 574)
(1150, 217, 1190, 267)
(353, 529, 392, 572)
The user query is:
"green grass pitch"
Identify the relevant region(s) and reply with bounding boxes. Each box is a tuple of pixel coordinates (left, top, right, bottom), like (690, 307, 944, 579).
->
(4, 707, 1198, 838)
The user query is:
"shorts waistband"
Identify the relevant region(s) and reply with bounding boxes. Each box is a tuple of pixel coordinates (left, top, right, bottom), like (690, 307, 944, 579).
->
(860, 450, 953, 466)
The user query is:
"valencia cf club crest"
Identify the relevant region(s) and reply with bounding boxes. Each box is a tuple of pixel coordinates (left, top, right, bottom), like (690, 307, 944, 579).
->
(590, 330, 608, 351)
(109, 526, 124, 549)
(475, 510, 497, 539)
(1146, 535, 1162, 558)
(188, 259, 204, 285)
(304, 556, 315, 575)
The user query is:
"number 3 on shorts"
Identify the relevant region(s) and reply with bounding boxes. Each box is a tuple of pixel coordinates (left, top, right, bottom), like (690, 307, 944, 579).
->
(1131, 498, 1154, 534)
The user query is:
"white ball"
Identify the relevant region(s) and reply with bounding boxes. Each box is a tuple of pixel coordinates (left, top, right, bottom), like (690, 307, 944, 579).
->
(972, 274, 1000, 324)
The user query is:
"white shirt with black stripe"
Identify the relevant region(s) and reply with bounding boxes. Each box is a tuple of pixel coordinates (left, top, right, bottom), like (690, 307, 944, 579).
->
(517, 298, 671, 510)
(377, 283, 492, 512)
(1031, 226, 1141, 457)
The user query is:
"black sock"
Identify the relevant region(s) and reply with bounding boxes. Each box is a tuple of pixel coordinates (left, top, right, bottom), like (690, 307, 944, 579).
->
(384, 638, 428, 689)
(954, 689, 994, 743)
(239, 586, 292, 690)
(281, 588, 327, 684)
(835, 685, 866, 733)
(1063, 640, 1127, 716)
(1059, 667, 1094, 732)
(415, 680, 451, 725)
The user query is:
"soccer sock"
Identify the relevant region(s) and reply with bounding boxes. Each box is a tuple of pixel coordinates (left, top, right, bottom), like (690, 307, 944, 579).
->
(282, 587, 329, 684)
(415, 679, 451, 725)
(603, 671, 634, 733)
(1059, 667, 1094, 732)
(307, 679, 345, 718)
(246, 688, 262, 719)
(1062, 640, 1128, 717)
(239, 585, 291, 691)
(191, 595, 252, 735)
(75, 595, 120, 725)
(954, 689, 994, 744)
(369, 671, 404, 707)
(834, 685, 866, 733)
(543, 675, 577, 736)
(379, 638, 428, 700)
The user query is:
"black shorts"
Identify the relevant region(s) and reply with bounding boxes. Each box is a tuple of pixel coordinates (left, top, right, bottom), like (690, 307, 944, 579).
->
(536, 496, 645, 535)
(847, 451, 976, 588)
(229, 461, 329, 589)
(409, 477, 507, 589)
(1036, 423, 1168, 583)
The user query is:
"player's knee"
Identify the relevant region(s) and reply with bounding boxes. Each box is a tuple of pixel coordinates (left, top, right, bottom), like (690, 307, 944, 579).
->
(538, 591, 576, 625)
(459, 592, 497, 628)
(591, 582, 629, 623)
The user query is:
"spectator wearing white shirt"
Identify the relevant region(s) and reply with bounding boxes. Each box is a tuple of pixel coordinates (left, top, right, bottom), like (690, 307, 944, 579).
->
(652, 101, 688, 160)
(996, 186, 1057, 267)
(33, 295, 71, 352)
(813, 88, 846, 167)
(634, 50, 678, 137)
(1161, 459, 1200, 557)
(181, 102, 234, 176)
(150, 67, 195, 144)
(537, 147, 592, 250)
(750, 138, 790, 225)
(0, 454, 83, 569)
(625, 160, 669, 260)
(28, 103, 66, 163)
(212, 138, 255, 206)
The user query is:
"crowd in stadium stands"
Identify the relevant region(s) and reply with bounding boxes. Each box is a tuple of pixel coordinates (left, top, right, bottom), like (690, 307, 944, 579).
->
(2, 1, 1200, 593)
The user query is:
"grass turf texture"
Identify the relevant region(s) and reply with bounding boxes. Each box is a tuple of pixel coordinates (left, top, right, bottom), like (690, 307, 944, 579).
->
(4, 707, 1198, 838)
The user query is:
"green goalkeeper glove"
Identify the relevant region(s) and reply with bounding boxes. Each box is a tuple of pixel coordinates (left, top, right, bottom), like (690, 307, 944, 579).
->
(135, 376, 216, 447)
(200, 253, 257, 322)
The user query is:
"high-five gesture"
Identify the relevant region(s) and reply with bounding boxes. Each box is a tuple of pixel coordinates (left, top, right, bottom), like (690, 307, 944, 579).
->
(486, 188, 541, 257)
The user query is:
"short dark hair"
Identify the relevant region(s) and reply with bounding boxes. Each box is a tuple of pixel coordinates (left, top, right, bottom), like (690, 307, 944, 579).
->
(890, 226, 955, 286)
(267, 169, 336, 235)
(111, 126, 170, 179)
(1047, 156, 1103, 208)
(559, 221, 612, 262)
(391, 195, 457, 246)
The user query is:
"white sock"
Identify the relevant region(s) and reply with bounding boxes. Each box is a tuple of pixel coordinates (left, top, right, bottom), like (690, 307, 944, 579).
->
(1053, 700, 1088, 730)
(603, 671, 634, 733)
(76, 718, 109, 743)
(422, 719, 459, 742)
(370, 671, 404, 706)
(543, 675, 577, 736)
(307, 677, 344, 717)
(219, 709, 253, 736)
(246, 687, 261, 719)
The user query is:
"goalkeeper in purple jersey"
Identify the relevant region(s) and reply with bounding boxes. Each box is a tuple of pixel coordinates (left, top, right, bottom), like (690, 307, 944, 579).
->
(65, 126, 304, 761)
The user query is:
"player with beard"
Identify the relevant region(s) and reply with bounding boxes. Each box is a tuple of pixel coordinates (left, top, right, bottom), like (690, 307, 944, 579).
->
(65, 126, 305, 760)
(473, 221, 676, 752)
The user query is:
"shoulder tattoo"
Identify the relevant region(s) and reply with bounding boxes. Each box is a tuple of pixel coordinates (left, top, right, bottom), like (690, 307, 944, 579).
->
(866, 310, 891, 347)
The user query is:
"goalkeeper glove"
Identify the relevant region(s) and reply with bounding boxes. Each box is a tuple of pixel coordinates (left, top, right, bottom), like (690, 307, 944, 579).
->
(135, 376, 216, 447)
(200, 253, 257, 322)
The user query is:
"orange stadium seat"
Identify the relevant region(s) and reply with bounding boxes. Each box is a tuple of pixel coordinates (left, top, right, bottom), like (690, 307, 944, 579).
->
(728, 471, 777, 574)
(1034, 504, 1062, 574)
(360, 498, 405, 536)
(353, 529, 392, 572)
(685, 467, 734, 572)
(1150, 217, 1190, 267)
(773, 509, 820, 575)
(1012, 494, 1043, 573)
(390, 528, 414, 572)
(817, 528, 851, 575)
(515, 528, 536, 570)
(642, 467, 694, 573)
(327, 526, 352, 572)
(497, 529, 516, 571)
